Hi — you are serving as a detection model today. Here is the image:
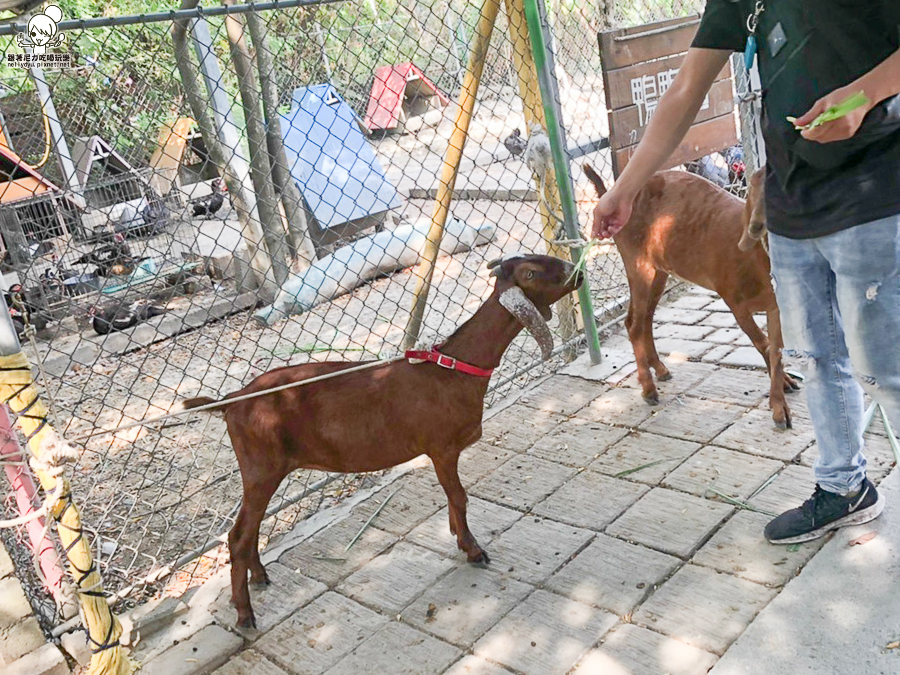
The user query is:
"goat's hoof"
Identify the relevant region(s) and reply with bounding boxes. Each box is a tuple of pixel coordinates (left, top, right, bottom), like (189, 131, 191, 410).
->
(236, 613, 257, 630)
(250, 576, 271, 588)
(656, 371, 672, 382)
(642, 393, 660, 406)
(468, 550, 490, 565)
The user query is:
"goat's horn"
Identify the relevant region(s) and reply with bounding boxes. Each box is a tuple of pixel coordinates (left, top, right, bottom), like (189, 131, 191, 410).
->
(499, 286, 554, 360)
(582, 163, 607, 197)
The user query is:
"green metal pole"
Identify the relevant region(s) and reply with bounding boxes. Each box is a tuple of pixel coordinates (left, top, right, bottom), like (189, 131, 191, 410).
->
(522, 0, 602, 364)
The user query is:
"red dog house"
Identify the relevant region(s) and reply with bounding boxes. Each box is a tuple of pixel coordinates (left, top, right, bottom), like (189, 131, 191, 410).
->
(363, 63, 450, 133)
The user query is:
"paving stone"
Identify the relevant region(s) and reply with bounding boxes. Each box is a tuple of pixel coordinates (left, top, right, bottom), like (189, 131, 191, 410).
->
(403, 566, 532, 646)
(654, 324, 716, 341)
(687, 368, 772, 407)
(633, 563, 777, 655)
(746, 464, 816, 514)
(713, 408, 815, 461)
(211, 562, 326, 633)
(606, 488, 732, 558)
(0, 616, 47, 665)
(701, 345, 735, 363)
(545, 534, 679, 616)
(653, 338, 715, 359)
(704, 328, 747, 344)
(720, 347, 767, 369)
(337, 542, 455, 614)
(0, 542, 13, 578)
(213, 650, 290, 675)
(559, 349, 634, 383)
(481, 407, 566, 453)
(700, 312, 738, 328)
(407, 497, 522, 559)
(572, 624, 718, 675)
(519, 375, 604, 416)
(323, 622, 461, 675)
(693, 510, 825, 586)
(458, 444, 518, 488)
(0, 577, 33, 628)
(527, 417, 629, 467)
(141, 624, 243, 675)
(577, 386, 656, 429)
(668, 295, 716, 310)
(473, 590, 617, 675)
(443, 655, 517, 675)
(352, 474, 448, 535)
(255, 592, 389, 675)
(470, 455, 576, 511)
(605, 362, 639, 386)
(662, 446, 782, 500)
(571, 624, 719, 675)
(279, 513, 398, 588)
(639, 398, 746, 443)
(3, 644, 69, 675)
(619, 361, 719, 397)
(533, 471, 649, 530)
(486, 516, 594, 585)
(704, 299, 731, 312)
(590, 432, 699, 485)
(652, 307, 710, 325)
(682, 286, 719, 297)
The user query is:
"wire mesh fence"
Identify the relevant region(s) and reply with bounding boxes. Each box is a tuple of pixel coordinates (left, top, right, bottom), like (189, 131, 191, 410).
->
(0, 0, 753, 640)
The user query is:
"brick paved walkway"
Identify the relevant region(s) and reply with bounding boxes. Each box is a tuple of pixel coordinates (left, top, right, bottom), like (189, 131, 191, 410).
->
(140, 284, 896, 675)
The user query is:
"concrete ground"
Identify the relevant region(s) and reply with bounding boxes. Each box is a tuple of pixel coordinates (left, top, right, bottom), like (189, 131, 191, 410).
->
(136, 282, 899, 675)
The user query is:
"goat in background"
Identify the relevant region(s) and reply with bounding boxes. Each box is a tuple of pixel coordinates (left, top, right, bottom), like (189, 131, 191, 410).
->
(180, 254, 583, 628)
(583, 165, 799, 429)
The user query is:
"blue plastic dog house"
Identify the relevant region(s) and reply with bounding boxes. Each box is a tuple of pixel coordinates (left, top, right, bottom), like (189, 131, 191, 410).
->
(280, 84, 401, 256)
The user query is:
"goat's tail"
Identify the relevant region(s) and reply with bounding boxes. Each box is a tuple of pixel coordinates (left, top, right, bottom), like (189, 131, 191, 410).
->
(582, 162, 607, 198)
(181, 396, 220, 411)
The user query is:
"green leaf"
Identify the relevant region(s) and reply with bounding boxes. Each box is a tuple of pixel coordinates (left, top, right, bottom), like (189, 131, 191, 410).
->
(787, 91, 871, 131)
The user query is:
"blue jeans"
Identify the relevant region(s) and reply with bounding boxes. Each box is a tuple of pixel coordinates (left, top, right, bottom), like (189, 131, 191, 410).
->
(768, 213, 900, 495)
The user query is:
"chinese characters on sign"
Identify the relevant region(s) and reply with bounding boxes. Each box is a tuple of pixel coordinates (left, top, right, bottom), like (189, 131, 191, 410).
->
(631, 68, 710, 126)
(6, 53, 72, 69)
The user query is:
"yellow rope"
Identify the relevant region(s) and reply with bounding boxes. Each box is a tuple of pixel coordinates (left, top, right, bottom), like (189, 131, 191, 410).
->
(0, 352, 135, 675)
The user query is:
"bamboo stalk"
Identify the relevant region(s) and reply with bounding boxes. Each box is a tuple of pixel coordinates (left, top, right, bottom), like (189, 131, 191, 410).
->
(402, 0, 502, 350)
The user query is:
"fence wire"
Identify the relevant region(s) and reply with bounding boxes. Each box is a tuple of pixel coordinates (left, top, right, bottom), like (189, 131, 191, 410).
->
(0, 0, 749, 639)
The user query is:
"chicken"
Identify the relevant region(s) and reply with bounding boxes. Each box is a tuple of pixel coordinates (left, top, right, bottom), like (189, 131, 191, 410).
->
(75, 233, 145, 277)
(503, 128, 527, 158)
(89, 299, 166, 335)
(191, 178, 226, 219)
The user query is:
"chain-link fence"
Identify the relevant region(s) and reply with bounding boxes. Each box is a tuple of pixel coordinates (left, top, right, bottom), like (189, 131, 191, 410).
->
(0, 0, 754, 641)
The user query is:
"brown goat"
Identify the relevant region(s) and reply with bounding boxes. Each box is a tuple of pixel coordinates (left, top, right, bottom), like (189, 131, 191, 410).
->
(181, 254, 582, 628)
(584, 165, 799, 428)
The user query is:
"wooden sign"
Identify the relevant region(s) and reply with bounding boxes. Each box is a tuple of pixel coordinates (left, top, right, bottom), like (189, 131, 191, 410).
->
(599, 15, 738, 177)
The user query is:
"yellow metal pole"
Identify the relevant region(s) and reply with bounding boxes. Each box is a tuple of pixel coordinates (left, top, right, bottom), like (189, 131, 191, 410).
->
(504, 0, 581, 351)
(402, 0, 502, 349)
(0, 352, 135, 675)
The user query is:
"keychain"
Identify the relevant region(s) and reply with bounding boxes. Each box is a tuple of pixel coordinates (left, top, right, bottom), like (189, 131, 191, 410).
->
(744, 0, 765, 70)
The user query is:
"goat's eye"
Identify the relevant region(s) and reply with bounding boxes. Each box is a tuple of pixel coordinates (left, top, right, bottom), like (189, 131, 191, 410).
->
(525, 270, 534, 280)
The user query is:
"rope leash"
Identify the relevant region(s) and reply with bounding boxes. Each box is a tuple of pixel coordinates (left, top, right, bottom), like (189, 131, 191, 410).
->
(70, 355, 406, 442)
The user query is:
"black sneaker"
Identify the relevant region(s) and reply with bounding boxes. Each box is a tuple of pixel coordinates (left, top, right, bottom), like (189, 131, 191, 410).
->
(764, 478, 885, 545)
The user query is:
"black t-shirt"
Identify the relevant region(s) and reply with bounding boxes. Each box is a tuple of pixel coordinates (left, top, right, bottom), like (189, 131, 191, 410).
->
(692, 0, 900, 239)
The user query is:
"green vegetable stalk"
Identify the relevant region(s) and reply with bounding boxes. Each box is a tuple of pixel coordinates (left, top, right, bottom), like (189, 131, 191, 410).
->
(787, 91, 871, 131)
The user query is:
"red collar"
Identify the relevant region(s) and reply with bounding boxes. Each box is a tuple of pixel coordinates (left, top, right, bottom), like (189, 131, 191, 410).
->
(404, 347, 494, 378)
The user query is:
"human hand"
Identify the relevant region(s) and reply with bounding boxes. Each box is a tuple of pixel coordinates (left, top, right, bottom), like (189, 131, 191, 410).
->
(793, 86, 874, 144)
(591, 187, 635, 239)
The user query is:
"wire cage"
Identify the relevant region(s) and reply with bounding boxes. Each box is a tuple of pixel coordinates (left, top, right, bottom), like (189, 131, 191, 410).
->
(0, 0, 757, 643)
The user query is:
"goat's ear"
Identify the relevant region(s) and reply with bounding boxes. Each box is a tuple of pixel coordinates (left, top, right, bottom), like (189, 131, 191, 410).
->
(499, 286, 554, 360)
(739, 168, 767, 252)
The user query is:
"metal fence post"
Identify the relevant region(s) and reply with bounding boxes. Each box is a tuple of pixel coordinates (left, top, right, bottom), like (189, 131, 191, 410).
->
(521, 0, 602, 364)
